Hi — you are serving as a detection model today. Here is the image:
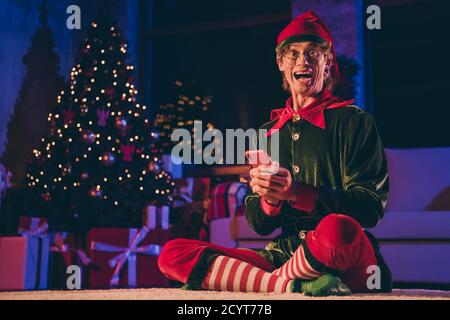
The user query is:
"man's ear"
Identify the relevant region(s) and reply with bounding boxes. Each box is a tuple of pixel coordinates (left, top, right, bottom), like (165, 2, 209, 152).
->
(276, 56, 284, 72)
(325, 54, 333, 71)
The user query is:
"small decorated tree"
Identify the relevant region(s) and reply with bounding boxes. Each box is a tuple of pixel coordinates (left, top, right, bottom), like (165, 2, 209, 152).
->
(153, 80, 214, 159)
(2, 2, 64, 185)
(24, 16, 174, 231)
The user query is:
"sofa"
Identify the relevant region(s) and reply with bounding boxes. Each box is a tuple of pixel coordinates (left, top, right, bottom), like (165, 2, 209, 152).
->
(209, 148, 450, 285)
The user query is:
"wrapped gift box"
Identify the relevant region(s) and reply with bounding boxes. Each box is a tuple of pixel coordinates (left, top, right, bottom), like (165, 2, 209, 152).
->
(0, 216, 51, 290)
(143, 205, 170, 229)
(88, 227, 169, 288)
(0, 235, 50, 290)
(49, 232, 91, 289)
(18, 216, 49, 237)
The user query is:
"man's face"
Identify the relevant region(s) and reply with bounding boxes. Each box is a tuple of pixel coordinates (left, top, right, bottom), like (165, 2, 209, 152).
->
(277, 41, 331, 97)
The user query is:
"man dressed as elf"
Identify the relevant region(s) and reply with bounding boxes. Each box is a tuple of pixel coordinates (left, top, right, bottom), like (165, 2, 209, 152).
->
(158, 11, 392, 296)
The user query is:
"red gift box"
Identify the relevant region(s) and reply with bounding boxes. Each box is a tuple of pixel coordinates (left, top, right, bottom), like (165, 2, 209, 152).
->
(0, 235, 50, 290)
(0, 216, 51, 290)
(88, 227, 169, 288)
(18, 216, 48, 237)
(49, 232, 91, 289)
(143, 205, 169, 230)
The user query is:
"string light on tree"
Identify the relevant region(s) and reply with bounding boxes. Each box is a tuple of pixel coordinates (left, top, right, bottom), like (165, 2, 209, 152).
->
(23, 16, 174, 232)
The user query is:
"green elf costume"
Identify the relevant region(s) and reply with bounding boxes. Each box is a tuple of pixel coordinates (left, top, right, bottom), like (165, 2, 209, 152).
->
(158, 11, 392, 296)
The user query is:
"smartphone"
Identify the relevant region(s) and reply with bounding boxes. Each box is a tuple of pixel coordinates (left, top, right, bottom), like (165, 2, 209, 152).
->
(245, 150, 272, 167)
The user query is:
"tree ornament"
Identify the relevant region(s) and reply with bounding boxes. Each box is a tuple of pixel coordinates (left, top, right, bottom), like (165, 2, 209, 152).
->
(81, 171, 89, 180)
(89, 186, 103, 198)
(63, 109, 76, 125)
(151, 131, 159, 140)
(148, 161, 159, 172)
(62, 164, 72, 176)
(115, 116, 128, 130)
(42, 192, 51, 202)
(82, 130, 96, 144)
(106, 87, 115, 98)
(101, 152, 116, 166)
(120, 144, 135, 162)
(0, 164, 12, 196)
(97, 109, 110, 127)
(115, 116, 131, 137)
(80, 104, 89, 115)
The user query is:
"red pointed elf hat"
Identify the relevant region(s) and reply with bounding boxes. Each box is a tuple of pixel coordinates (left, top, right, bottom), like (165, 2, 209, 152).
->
(277, 11, 340, 78)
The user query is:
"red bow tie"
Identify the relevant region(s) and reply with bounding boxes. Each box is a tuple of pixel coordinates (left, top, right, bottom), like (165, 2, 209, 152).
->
(266, 90, 354, 137)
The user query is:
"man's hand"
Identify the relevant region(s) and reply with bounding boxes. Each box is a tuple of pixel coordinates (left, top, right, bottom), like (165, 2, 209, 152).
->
(249, 163, 296, 204)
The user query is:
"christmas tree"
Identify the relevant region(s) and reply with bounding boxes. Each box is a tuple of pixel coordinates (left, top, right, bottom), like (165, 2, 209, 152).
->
(153, 80, 214, 159)
(2, 2, 64, 185)
(24, 15, 174, 231)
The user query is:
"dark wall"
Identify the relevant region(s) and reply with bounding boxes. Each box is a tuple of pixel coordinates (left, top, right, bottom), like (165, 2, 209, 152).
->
(147, 0, 292, 131)
(0, 0, 139, 156)
(370, 0, 450, 148)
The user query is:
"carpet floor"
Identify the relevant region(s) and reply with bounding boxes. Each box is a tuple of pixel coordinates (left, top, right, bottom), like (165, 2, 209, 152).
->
(1, 288, 450, 300)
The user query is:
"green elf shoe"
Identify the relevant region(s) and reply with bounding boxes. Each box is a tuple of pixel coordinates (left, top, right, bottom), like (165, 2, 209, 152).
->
(293, 274, 352, 297)
(180, 283, 202, 291)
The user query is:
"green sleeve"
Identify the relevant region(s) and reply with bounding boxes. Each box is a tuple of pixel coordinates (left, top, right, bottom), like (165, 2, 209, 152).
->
(244, 193, 283, 236)
(311, 112, 389, 228)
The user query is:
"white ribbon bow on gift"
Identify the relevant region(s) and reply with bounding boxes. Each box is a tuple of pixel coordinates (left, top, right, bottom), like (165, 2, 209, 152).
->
(18, 218, 49, 238)
(90, 226, 162, 287)
(50, 232, 92, 266)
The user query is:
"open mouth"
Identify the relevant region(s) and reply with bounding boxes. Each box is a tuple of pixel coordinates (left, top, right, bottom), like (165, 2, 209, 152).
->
(294, 71, 313, 80)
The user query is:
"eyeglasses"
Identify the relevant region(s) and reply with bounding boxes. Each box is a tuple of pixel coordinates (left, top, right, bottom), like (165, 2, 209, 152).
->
(283, 48, 325, 64)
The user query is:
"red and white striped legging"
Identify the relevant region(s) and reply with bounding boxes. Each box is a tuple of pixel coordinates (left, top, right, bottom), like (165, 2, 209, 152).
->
(158, 214, 379, 292)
